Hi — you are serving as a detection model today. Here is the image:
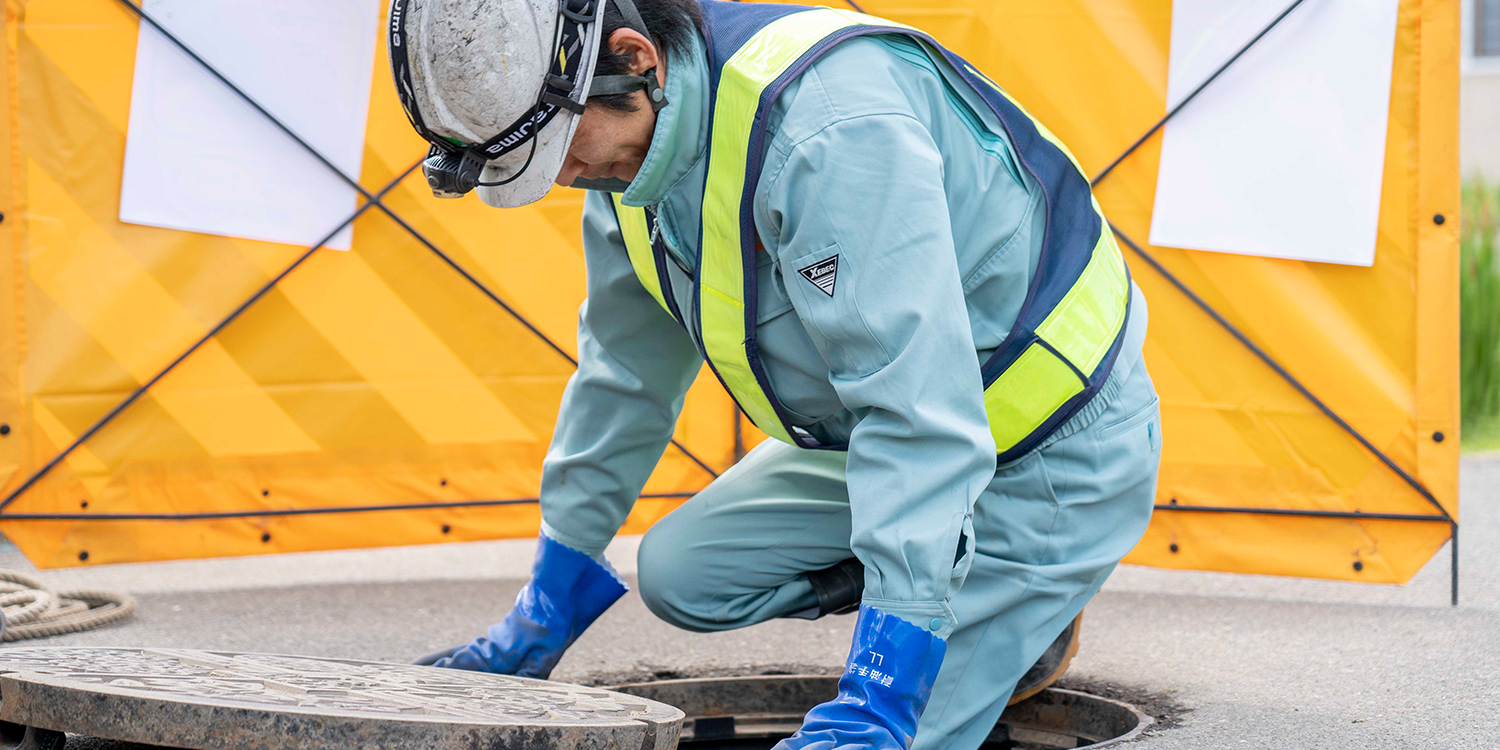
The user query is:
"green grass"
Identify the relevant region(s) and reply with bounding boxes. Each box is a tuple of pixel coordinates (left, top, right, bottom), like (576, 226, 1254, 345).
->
(1462, 177, 1500, 451)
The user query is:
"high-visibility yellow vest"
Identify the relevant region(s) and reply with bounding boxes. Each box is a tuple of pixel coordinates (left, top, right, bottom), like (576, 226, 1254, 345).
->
(611, 2, 1131, 462)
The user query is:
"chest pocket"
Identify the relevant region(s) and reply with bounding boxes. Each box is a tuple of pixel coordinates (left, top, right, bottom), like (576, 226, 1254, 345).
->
(657, 211, 791, 328)
(653, 204, 694, 278)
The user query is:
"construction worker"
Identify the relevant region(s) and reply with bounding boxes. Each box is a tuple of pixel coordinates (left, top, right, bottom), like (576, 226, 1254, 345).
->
(392, 0, 1161, 748)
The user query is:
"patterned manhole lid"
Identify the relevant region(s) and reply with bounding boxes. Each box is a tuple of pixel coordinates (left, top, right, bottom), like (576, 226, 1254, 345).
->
(0, 648, 683, 750)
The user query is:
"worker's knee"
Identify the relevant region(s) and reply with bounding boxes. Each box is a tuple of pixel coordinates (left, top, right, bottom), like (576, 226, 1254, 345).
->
(636, 514, 717, 630)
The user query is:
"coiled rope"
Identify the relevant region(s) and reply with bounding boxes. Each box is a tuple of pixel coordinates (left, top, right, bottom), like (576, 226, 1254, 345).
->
(0, 570, 136, 641)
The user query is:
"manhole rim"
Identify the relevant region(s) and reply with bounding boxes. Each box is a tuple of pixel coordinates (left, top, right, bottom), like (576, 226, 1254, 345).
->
(1031, 687, 1154, 748)
(608, 675, 1154, 750)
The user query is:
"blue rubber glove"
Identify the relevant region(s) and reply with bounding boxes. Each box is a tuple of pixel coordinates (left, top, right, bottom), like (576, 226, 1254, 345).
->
(432, 533, 627, 678)
(775, 605, 947, 750)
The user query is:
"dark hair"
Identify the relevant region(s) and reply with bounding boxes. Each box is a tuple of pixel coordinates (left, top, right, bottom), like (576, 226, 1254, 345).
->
(591, 0, 705, 111)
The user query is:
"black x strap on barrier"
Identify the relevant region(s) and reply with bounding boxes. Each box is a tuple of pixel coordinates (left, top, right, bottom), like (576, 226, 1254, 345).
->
(0, 0, 720, 517)
(1084, 0, 1457, 605)
(121, 0, 720, 479)
(0, 160, 418, 513)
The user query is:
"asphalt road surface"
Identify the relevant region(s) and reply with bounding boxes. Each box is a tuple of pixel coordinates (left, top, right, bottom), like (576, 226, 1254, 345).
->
(3, 457, 1497, 749)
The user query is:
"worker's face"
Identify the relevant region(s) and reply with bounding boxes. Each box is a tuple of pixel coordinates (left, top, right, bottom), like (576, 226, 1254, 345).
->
(554, 30, 663, 188)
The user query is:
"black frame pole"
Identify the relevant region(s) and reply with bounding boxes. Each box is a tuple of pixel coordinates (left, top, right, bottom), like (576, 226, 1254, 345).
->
(1150, 504, 1449, 523)
(1451, 521, 1460, 606)
(0, 493, 694, 522)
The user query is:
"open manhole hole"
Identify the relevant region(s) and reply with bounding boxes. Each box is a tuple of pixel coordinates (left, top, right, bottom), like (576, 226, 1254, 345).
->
(610, 675, 1151, 750)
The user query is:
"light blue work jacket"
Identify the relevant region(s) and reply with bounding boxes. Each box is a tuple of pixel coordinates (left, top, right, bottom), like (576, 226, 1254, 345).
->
(539, 31, 1148, 629)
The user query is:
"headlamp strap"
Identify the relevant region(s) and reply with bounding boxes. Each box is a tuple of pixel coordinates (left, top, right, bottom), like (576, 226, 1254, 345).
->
(594, 0, 664, 109)
(543, 74, 587, 115)
(389, 0, 439, 143)
(463, 0, 593, 160)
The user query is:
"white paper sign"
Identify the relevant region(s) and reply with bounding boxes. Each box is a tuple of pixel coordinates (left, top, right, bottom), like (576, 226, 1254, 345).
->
(1149, 0, 1399, 267)
(120, 0, 381, 251)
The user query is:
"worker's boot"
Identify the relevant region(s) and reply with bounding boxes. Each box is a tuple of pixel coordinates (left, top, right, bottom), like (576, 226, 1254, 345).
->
(1007, 613, 1083, 705)
(805, 558, 865, 617)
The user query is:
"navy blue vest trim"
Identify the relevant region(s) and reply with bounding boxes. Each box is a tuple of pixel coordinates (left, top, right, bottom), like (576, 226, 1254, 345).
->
(646, 209, 689, 329)
(701, 1, 812, 84)
(694, 1, 1127, 456)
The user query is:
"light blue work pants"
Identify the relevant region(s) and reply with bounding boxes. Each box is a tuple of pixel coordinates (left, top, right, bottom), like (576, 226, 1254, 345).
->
(636, 355, 1161, 750)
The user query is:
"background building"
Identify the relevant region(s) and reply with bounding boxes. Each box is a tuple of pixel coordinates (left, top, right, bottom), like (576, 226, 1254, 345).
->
(1464, 0, 1500, 176)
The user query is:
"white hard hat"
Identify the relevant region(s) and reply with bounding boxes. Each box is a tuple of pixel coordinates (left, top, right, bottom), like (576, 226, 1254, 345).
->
(389, 0, 665, 207)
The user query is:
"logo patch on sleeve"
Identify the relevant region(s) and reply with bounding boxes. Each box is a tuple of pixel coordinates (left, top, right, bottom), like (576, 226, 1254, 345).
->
(797, 255, 839, 297)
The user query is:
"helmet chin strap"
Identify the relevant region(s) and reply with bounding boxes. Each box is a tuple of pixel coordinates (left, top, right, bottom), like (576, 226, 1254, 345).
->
(587, 65, 668, 112)
(563, 0, 665, 194)
(592, 0, 668, 114)
(568, 62, 665, 193)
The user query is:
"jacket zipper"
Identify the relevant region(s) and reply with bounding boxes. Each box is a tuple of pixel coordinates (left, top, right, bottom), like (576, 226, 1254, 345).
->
(650, 204, 695, 279)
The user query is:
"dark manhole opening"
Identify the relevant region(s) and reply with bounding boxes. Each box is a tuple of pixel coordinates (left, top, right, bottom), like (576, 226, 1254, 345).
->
(609, 675, 1151, 750)
(0, 723, 26, 747)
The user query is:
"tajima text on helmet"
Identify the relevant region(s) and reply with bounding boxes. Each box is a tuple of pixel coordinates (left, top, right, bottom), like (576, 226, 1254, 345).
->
(487, 106, 554, 155)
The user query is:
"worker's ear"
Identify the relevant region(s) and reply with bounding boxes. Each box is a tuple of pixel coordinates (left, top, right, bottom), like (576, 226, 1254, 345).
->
(606, 28, 660, 76)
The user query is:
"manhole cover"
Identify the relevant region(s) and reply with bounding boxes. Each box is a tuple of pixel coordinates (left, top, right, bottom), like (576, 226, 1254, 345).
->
(0, 648, 682, 750)
(610, 676, 1151, 750)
